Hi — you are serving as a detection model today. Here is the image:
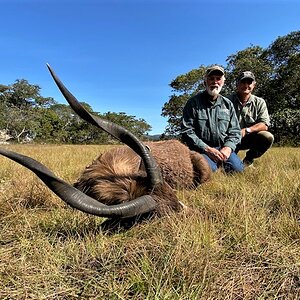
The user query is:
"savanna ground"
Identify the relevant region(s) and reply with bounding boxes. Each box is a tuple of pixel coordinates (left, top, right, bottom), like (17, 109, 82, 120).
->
(0, 144, 299, 300)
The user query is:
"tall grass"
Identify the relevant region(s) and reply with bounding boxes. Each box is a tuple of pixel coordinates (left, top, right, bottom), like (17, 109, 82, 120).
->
(0, 144, 299, 299)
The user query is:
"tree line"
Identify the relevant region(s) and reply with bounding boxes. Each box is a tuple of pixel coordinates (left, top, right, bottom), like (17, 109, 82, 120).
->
(1, 31, 299, 145)
(0, 80, 151, 144)
(162, 31, 300, 146)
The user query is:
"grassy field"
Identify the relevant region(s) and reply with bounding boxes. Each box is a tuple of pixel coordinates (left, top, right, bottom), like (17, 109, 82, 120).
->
(0, 144, 299, 299)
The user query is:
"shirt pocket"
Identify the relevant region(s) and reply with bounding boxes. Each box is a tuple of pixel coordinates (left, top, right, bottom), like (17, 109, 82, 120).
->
(244, 114, 256, 125)
(217, 110, 230, 133)
(196, 111, 209, 138)
(242, 107, 256, 125)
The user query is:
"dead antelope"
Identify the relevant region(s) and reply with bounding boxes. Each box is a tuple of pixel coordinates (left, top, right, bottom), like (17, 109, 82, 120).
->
(0, 65, 211, 222)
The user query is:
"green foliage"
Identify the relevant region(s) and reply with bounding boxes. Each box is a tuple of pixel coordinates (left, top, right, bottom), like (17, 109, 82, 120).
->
(34, 108, 67, 142)
(162, 31, 300, 145)
(262, 31, 300, 113)
(104, 111, 151, 139)
(161, 94, 189, 137)
(271, 108, 300, 146)
(0, 84, 9, 93)
(3, 106, 37, 142)
(4, 79, 55, 108)
(0, 80, 152, 144)
(224, 45, 272, 95)
(169, 66, 206, 94)
(0, 80, 56, 142)
(161, 66, 207, 137)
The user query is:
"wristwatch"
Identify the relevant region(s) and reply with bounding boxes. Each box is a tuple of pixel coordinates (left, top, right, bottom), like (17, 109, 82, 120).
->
(245, 128, 252, 134)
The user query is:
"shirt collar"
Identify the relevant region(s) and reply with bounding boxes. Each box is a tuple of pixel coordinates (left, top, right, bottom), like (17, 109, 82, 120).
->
(214, 95, 223, 106)
(203, 91, 223, 106)
(236, 93, 253, 107)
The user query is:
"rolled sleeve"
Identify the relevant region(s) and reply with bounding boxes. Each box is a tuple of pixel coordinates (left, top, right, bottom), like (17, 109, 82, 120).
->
(256, 99, 271, 126)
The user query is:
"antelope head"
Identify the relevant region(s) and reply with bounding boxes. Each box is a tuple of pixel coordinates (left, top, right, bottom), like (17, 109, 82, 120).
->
(0, 65, 167, 219)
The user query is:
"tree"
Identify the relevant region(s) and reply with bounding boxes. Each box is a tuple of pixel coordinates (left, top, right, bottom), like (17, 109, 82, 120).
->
(261, 31, 300, 143)
(41, 102, 105, 144)
(0, 85, 9, 93)
(161, 31, 300, 144)
(4, 79, 55, 108)
(34, 108, 67, 142)
(0, 85, 10, 129)
(261, 31, 300, 113)
(0, 79, 56, 142)
(271, 109, 300, 146)
(224, 45, 272, 96)
(0, 78, 153, 143)
(161, 66, 207, 136)
(38, 104, 152, 144)
(3, 106, 37, 142)
(103, 112, 151, 140)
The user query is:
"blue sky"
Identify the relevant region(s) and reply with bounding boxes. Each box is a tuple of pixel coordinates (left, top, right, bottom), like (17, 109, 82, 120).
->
(1, 0, 299, 134)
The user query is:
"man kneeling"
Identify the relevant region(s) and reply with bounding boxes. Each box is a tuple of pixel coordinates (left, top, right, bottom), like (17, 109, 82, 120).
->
(229, 71, 274, 167)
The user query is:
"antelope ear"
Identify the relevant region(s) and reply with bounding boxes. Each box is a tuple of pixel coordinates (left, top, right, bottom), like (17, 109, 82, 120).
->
(46, 64, 163, 188)
(0, 148, 157, 218)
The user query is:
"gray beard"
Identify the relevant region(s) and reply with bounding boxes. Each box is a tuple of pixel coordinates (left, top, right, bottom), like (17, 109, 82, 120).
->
(207, 86, 221, 97)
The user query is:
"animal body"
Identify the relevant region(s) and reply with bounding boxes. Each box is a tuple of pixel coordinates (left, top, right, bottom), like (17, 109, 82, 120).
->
(74, 139, 211, 215)
(0, 65, 211, 222)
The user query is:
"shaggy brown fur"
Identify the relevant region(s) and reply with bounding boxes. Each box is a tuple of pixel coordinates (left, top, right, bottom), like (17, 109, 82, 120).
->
(74, 139, 211, 215)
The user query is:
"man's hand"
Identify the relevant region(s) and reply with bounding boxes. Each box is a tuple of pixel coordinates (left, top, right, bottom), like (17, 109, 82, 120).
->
(220, 146, 232, 160)
(205, 147, 225, 163)
(241, 128, 246, 137)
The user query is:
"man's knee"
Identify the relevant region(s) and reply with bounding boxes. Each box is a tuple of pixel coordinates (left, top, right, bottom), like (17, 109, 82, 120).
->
(225, 153, 244, 173)
(258, 131, 274, 147)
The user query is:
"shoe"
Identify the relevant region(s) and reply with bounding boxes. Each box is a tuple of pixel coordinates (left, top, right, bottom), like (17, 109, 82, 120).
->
(243, 159, 255, 169)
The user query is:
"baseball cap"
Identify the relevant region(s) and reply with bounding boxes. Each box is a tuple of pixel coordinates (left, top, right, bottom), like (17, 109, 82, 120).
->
(205, 65, 225, 76)
(237, 71, 255, 82)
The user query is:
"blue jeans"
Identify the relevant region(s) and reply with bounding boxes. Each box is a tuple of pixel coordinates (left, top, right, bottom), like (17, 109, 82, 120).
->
(202, 147, 244, 173)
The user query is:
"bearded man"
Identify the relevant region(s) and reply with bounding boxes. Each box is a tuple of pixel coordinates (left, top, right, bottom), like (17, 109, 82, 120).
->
(181, 65, 244, 173)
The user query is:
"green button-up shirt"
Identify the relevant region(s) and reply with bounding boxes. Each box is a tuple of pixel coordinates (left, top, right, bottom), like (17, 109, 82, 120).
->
(229, 93, 270, 128)
(181, 91, 241, 153)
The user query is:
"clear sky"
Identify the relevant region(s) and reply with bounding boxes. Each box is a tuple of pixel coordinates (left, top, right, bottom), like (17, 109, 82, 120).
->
(1, 0, 299, 134)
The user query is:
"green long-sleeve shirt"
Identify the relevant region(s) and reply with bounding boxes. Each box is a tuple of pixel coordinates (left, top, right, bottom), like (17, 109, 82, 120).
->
(181, 91, 241, 153)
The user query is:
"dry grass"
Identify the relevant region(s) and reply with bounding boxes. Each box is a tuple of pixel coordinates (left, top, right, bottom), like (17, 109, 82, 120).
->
(0, 144, 299, 299)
